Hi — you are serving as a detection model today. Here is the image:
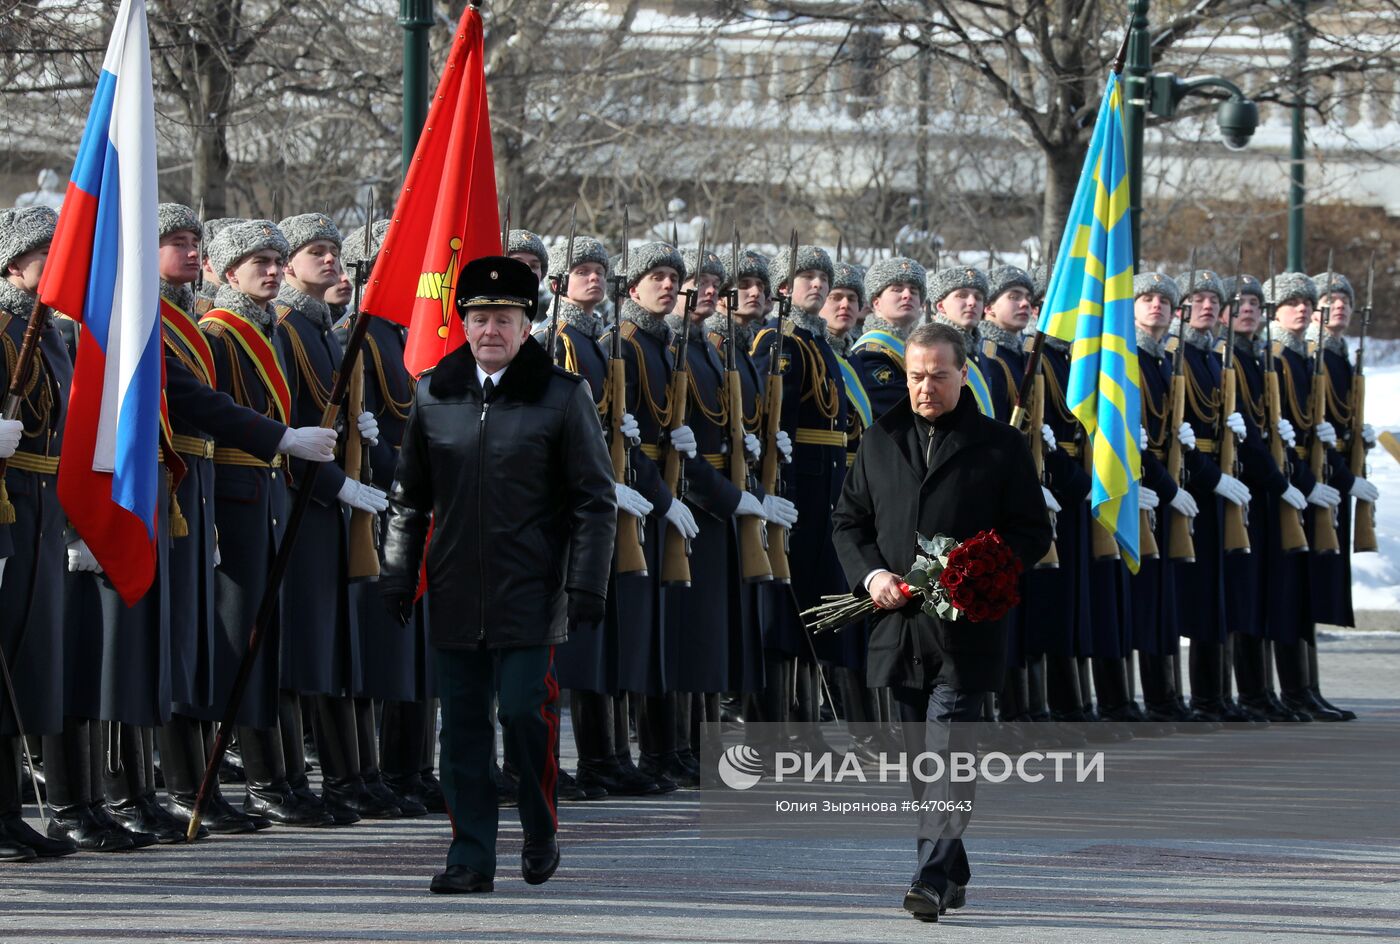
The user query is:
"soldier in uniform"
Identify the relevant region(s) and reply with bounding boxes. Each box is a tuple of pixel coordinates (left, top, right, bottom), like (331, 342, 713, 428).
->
(195, 218, 241, 317)
(1264, 273, 1348, 720)
(0, 206, 80, 861)
(753, 244, 846, 750)
(851, 256, 926, 420)
(536, 235, 663, 798)
(665, 247, 770, 770)
(605, 242, 698, 788)
(1305, 271, 1374, 719)
(1171, 270, 1252, 721)
(273, 213, 392, 822)
(1217, 274, 1313, 722)
(507, 230, 549, 329)
(1130, 273, 1206, 723)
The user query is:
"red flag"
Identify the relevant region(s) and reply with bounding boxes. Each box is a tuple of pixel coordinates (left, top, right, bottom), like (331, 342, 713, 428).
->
(360, 3, 499, 377)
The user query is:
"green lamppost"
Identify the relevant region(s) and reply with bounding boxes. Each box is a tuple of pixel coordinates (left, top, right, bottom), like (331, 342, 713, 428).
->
(1121, 0, 1260, 267)
(400, 0, 434, 168)
(1288, 0, 1309, 271)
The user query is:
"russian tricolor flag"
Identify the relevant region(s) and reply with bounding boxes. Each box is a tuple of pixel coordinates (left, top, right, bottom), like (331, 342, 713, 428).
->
(40, 0, 163, 606)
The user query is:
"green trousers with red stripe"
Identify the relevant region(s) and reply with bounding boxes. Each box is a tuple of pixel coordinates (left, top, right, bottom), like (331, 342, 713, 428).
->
(434, 644, 559, 877)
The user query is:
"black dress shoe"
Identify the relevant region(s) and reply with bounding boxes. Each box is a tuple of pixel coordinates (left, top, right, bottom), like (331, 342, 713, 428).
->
(430, 864, 494, 894)
(1282, 690, 1345, 722)
(616, 754, 674, 795)
(107, 797, 190, 844)
(671, 751, 703, 787)
(366, 775, 427, 817)
(558, 768, 606, 801)
(521, 834, 559, 885)
(92, 802, 159, 849)
(166, 792, 257, 835)
(418, 771, 447, 812)
(1100, 703, 1175, 737)
(1264, 691, 1311, 722)
(1, 813, 76, 858)
(1310, 689, 1357, 721)
(1238, 694, 1291, 722)
(576, 760, 650, 797)
(495, 765, 518, 808)
(48, 803, 136, 852)
(0, 829, 36, 862)
(902, 882, 942, 922)
(218, 752, 246, 784)
(942, 883, 966, 912)
(245, 785, 334, 827)
(384, 772, 444, 814)
(323, 779, 400, 820)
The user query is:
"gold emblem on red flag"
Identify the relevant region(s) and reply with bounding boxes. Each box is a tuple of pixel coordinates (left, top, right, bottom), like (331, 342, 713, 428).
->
(416, 237, 463, 339)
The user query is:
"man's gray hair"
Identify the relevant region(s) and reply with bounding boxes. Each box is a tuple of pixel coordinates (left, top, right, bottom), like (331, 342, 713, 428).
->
(907, 322, 966, 368)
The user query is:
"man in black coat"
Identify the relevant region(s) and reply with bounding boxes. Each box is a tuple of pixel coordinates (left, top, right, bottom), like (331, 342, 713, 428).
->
(381, 256, 616, 895)
(832, 322, 1051, 922)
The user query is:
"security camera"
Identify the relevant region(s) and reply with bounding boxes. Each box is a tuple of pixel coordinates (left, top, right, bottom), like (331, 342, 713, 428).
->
(1217, 99, 1258, 151)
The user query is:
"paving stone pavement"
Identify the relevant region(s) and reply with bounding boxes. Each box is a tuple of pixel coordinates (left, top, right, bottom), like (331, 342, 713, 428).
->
(4, 631, 1398, 944)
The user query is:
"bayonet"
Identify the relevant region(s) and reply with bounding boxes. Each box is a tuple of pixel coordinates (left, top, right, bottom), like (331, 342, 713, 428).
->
(501, 195, 511, 256)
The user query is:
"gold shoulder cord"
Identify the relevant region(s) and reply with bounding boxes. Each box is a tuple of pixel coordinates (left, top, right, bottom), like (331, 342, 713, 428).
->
(0, 315, 52, 439)
(282, 319, 332, 416)
(797, 334, 840, 420)
(1141, 371, 1170, 451)
(1322, 360, 1352, 428)
(1235, 363, 1267, 430)
(1182, 352, 1221, 426)
(1040, 355, 1079, 428)
(1277, 354, 1309, 427)
(686, 352, 728, 428)
(624, 330, 674, 430)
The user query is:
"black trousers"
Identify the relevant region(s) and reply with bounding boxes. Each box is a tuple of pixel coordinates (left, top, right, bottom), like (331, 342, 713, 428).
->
(893, 682, 985, 896)
(435, 644, 559, 877)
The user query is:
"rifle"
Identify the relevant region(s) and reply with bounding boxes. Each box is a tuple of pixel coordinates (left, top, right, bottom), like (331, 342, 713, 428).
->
(1220, 245, 1250, 554)
(1013, 332, 1059, 569)
(659, 224, 704, 586)
(1307, 250, 1341, 555)
(1165, 251, 1197, 562)
(546, 205, 577, 367)
(725, 227, 772, 583)
(1263, 247, 1309, 552)
(759, 230, 798, 582)
(1350, 252, 1377, 553)
(608, 207, 648, 577)
(345, 197, 381, 580)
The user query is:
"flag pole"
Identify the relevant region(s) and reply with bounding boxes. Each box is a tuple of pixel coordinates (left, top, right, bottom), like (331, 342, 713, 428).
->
(186, 308, 375, 841)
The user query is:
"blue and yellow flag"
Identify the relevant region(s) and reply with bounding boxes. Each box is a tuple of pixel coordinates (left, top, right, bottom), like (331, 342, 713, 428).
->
(965, 359, 994, 419)
(1037, 72, 1141, 572)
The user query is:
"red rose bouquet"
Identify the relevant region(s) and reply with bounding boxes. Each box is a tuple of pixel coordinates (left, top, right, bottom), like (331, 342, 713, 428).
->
(802, 531, 1023, 632)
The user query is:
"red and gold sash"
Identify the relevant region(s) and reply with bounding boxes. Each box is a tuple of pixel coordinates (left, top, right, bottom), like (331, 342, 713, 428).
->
(200, 308, 292, 424)
(161, 296, 217, 387)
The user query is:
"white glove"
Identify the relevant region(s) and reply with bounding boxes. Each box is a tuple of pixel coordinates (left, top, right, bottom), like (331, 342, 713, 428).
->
(279, 426, 337, 462)
(664, 499, 699, 539)
(1281, 484, 1307, 511)
(1176, 422, 1197, 451)
(337, 478, 388, 513)
(613, 482, 653, 518)
(668, 424, 697, 459)
(1362, 423, 1377, 448)
(1214, 473, 1251, 507)
(775, 430, 793, 463)
(620, 412, 641, 446)
(1315, 421, 1337, 446)
(356, 411, 379, 447)
(0, 557, 7, 589)
(1140, 486, 1160, 511)
(67, 540, 103, 574)
(1041, 424, 1057, 452)
(214, 543, 222, 567)
(734, 491, 768, 519)
(743, 433, 761, 462)
(1307, 483, 1341, 508)
(1351, 478, 1380, 503)
(0, 418, 21, 459)
(762, 494, 798, 528)
(1040, 485, 1062, 514)
(1139, 426, 1148, 451)
(1277, 418, 1297, 448)
(1225, 411, 1246, 441)
(1169, 489, 1199, 518)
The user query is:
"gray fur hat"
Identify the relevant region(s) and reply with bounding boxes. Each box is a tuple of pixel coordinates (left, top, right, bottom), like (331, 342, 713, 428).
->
(1221, 273, 1264, 304)
(341, 219, 390, 270)
(0, 205, 58, 271)
(769, 244, 834, 289)
(507, 229, 549, 272)
(682, 246, 725, 285)
(625, 241, 686, 288)
(201, 218, 241, 258)
(1174, 268, 1224, 303)
(547, 235, 609, 281)
(1029, 264, 1050, 302)
(207, 219, 291, 278)
(1264, 272, 1318, 307)
(832, 262, 868, 307)
(864, 256, 925, 305)
(985, 265, 1035, 305)
(1311, 271, 1355, 304)
(717, 248, 771, 292)
(278, 212, 341, 258)
(158, 203, 201, 240)
(1133, 271, 1181, 309)
(927, 265, 990, 306)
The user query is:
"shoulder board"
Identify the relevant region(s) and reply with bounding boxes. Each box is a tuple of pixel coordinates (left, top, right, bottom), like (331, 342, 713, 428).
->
(1165, 336, 1180, 355)
(982, 339, 999, 359)
(201, 318, 228, 337)
(1271, 341, 1283, 358)
(274, 302, 293, 323)
(782, 319, 797, 336)
(1213, 339, 1227, 356)
(1022, 335, 1036, 354)
(619, 321, 639, 339)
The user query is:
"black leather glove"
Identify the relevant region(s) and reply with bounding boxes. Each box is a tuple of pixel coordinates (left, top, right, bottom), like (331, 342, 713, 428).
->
(567, 588, 606, 625)
(381, 584, 416, 627)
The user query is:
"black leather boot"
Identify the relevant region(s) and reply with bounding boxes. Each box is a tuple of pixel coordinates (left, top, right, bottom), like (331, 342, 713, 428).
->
(1305, 639, 1356, 720)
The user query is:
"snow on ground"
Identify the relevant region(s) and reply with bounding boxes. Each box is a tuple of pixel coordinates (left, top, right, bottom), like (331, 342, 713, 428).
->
(1350, 359, 1400, 611)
